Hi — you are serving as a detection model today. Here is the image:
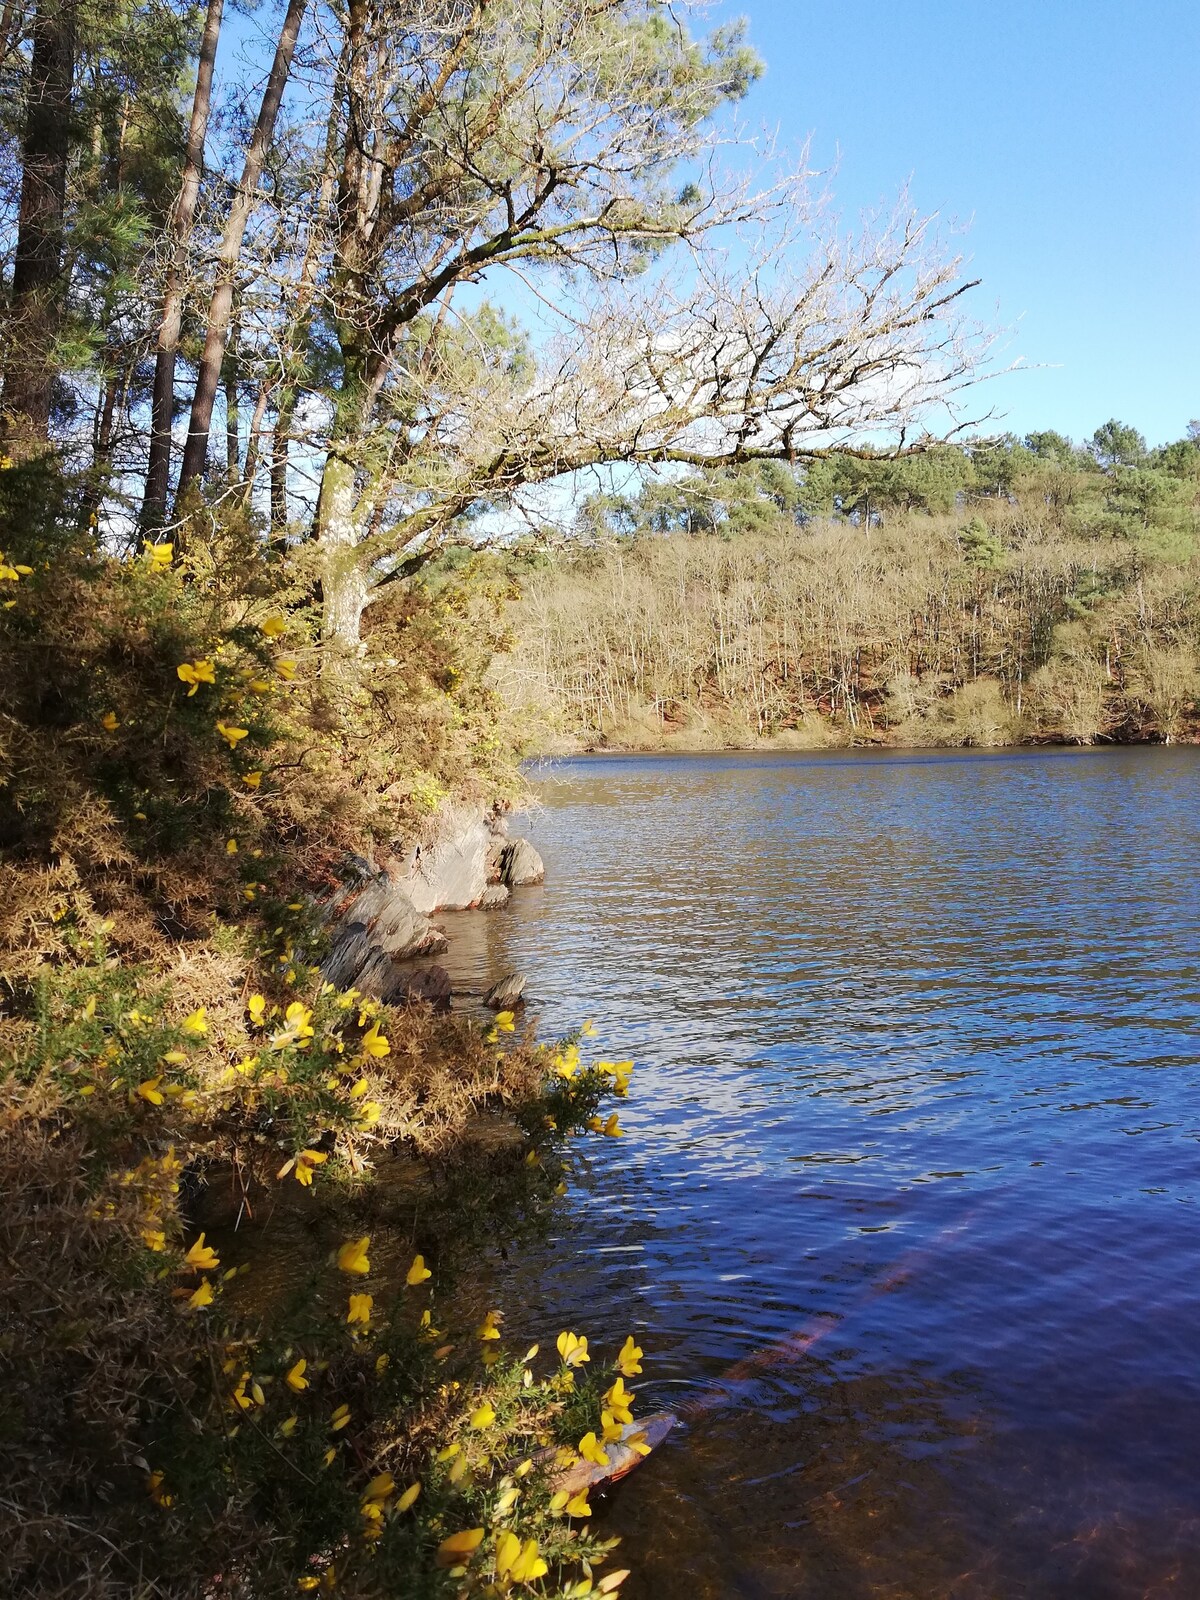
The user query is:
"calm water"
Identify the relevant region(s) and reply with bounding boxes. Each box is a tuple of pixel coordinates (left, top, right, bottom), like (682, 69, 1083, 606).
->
(440, 747, 1200, 1599)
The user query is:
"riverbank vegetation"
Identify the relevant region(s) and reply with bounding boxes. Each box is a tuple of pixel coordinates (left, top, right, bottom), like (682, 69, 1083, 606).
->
(501, 424, 1200, 749)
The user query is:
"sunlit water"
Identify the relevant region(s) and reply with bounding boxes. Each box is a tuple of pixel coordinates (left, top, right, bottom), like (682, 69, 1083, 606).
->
(435, 747, 1200, 1599)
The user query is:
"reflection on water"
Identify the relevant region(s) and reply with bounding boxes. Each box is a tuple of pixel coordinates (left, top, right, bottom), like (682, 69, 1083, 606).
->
(435, 747, 1200, 1598)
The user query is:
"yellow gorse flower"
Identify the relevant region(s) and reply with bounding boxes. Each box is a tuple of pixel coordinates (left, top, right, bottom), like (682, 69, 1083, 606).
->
(601, 1112, 624, 1137)
(260, 613, 287, 637)
(136, 1076, 164, 1105)
(360, 1021, 389, 1058)
(476, 1308, 503, 1341)
(346, 1292, 372, 1328)
(330, 1403, 351, 1431)
(494, 1010, 516, 1033)
(215, 721, 249, 748)
(604, 1375, 634, 1424)
(616, 1334, 643, 1376)
(247, 994, 267, 1025)
(470, 1401, 495, 1429)
(188, 1278, 214, 1309)
(436, 1528, 484, 1567)
(146, 542, 173, 571)
(396, 1481, 420, 1512)
(337, 1236, 371, 1275)
(0, 552, 34, 582)
(578, 1430, 609, 1467)
(496, 1532, 549, 1584)
(556, 1330, 590, 1367)
(185, 1233, 219, 1271)
(293, 1148, 327, 1186)
(405, 1253, 431, 1286)
(181, 1007, 207, 1037)
(101, 710, 119, 731)
(176, 658, 216, 696)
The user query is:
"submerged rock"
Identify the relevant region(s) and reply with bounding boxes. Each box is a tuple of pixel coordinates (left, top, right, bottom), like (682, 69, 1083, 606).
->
(479, 883, 510, 910)
(500, 838, 544, 887)
(484, 971, 526, 1010)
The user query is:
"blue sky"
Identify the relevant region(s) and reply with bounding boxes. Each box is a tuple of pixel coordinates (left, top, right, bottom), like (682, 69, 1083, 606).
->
(706, 0, 1199, 446)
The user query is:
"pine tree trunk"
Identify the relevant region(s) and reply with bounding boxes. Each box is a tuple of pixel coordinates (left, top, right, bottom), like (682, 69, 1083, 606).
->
(2, 0, 75, 445)
(141, 0, 223, 529)
(174, 0, 306, 506)
(315, 451, 369, 648)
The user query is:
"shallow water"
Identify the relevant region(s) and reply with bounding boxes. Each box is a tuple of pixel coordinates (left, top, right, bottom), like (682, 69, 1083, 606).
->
(439, 747, 1200, 1599)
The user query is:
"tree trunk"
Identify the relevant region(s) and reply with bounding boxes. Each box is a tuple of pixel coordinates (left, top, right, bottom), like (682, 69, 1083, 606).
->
(2, 0, 75, 446)
(315, 451, 369, 648)
(141, 0, 223, 529)
(224, 321, 240, 479)
(174, 0, 306, 506)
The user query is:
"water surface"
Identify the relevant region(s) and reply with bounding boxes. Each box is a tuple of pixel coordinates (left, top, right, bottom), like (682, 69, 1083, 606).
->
(442, 747, 1200, 1599)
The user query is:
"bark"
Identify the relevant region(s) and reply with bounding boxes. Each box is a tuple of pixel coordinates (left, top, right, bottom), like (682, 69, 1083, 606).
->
(315, 452, 370, 649)
(174, 0, 307, 506)
(2, 0, 75, 445)
(141, 0, 224, 529)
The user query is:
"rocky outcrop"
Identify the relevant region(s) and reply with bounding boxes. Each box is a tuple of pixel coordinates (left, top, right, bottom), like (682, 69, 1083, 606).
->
(500, 837, 544, 887)
(484, 971, 526, 1009)
(322, 805, 543, 1002)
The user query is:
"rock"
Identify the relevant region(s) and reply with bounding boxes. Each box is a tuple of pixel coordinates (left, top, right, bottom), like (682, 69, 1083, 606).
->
(485, 834, 508, 884)
(478, 883, 510, 910)
(398, 965, 452, 1010)
(500, 838, 544, 887)
(321, 871, 447, 997)
(403, 802, 494, 912)
(484, 971, 526, 1009)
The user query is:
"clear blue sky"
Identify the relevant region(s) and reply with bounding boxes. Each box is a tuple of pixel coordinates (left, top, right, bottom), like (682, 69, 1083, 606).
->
(709, 0, 1199, 446)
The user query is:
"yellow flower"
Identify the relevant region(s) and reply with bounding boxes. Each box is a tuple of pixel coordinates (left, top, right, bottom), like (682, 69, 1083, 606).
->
(496, 1533, 548, 1584)
(602, 1112, 624, 1138)
(247, 994, 267, 1025)
(565, 1490, 592, 1517)
(271, 1001, 315, 1050)
(476, 1308, 503, 1341)
(578, 1431, 609, 1467)
(185, 1233, 220, 1271)
(419, 1308, 441, 1341)
(176, 659, 216, 695)
(581, 1019, 598, 1038)
(321, 1446, 336, 1468)
(101, 711, 119, 731)
(285, 1357, 309, 1392)
(556, 1330, 590, 1367)
(494, 1010, 516, 1033)
(181, 1007, 207, 1037)
(249, 678, 272, 694)
(215, 721, 249, 748)
(147, 542, 173, 570)
(605, 1375, 634, 1424)
(360, 1021, 389, 1058)
(142, 1227, 166, 1251)
(616, 1335, 643, 1376)
(601, 1059, 634, 1096)
(436, 1442, 460, 1462)
(293, 1148, 327, 1186)
(261, 612, 287, 637)
(136, 1076, 164, 1106)
(362, 1471, 394, 1503)
(397, 1481, 420, 1512)
(356, 1099, 382, 1129)
(330, 1403, 351, 1431)
(337, 1236, 371, 1275)
(601, 1410, 624, 1442)
(276, 658, 298, 680)
(188, 1278, 214, 1309)
(243, 770, 263, 788)
(405, 1253, 431, 1286)
(436, 1528, 484, 1567)
(347, 1292, 372, 1328)
(279, 1414, 298, 1437)
(470, 1401, 495, 1429)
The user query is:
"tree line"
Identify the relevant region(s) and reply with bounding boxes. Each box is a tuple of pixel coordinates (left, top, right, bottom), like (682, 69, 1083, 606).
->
(501, 423, 1200, 748)
(1, 0, 991, 656)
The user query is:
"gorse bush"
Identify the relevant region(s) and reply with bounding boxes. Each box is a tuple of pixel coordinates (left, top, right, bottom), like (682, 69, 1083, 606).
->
(0, 468, 643, 1598)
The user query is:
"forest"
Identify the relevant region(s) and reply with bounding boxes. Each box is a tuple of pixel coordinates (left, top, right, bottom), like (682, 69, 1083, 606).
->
(503, 424, 1200, 749)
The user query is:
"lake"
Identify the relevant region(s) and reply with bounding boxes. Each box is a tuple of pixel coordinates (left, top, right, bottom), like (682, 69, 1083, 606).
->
(440, 746, 1200, 1599)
